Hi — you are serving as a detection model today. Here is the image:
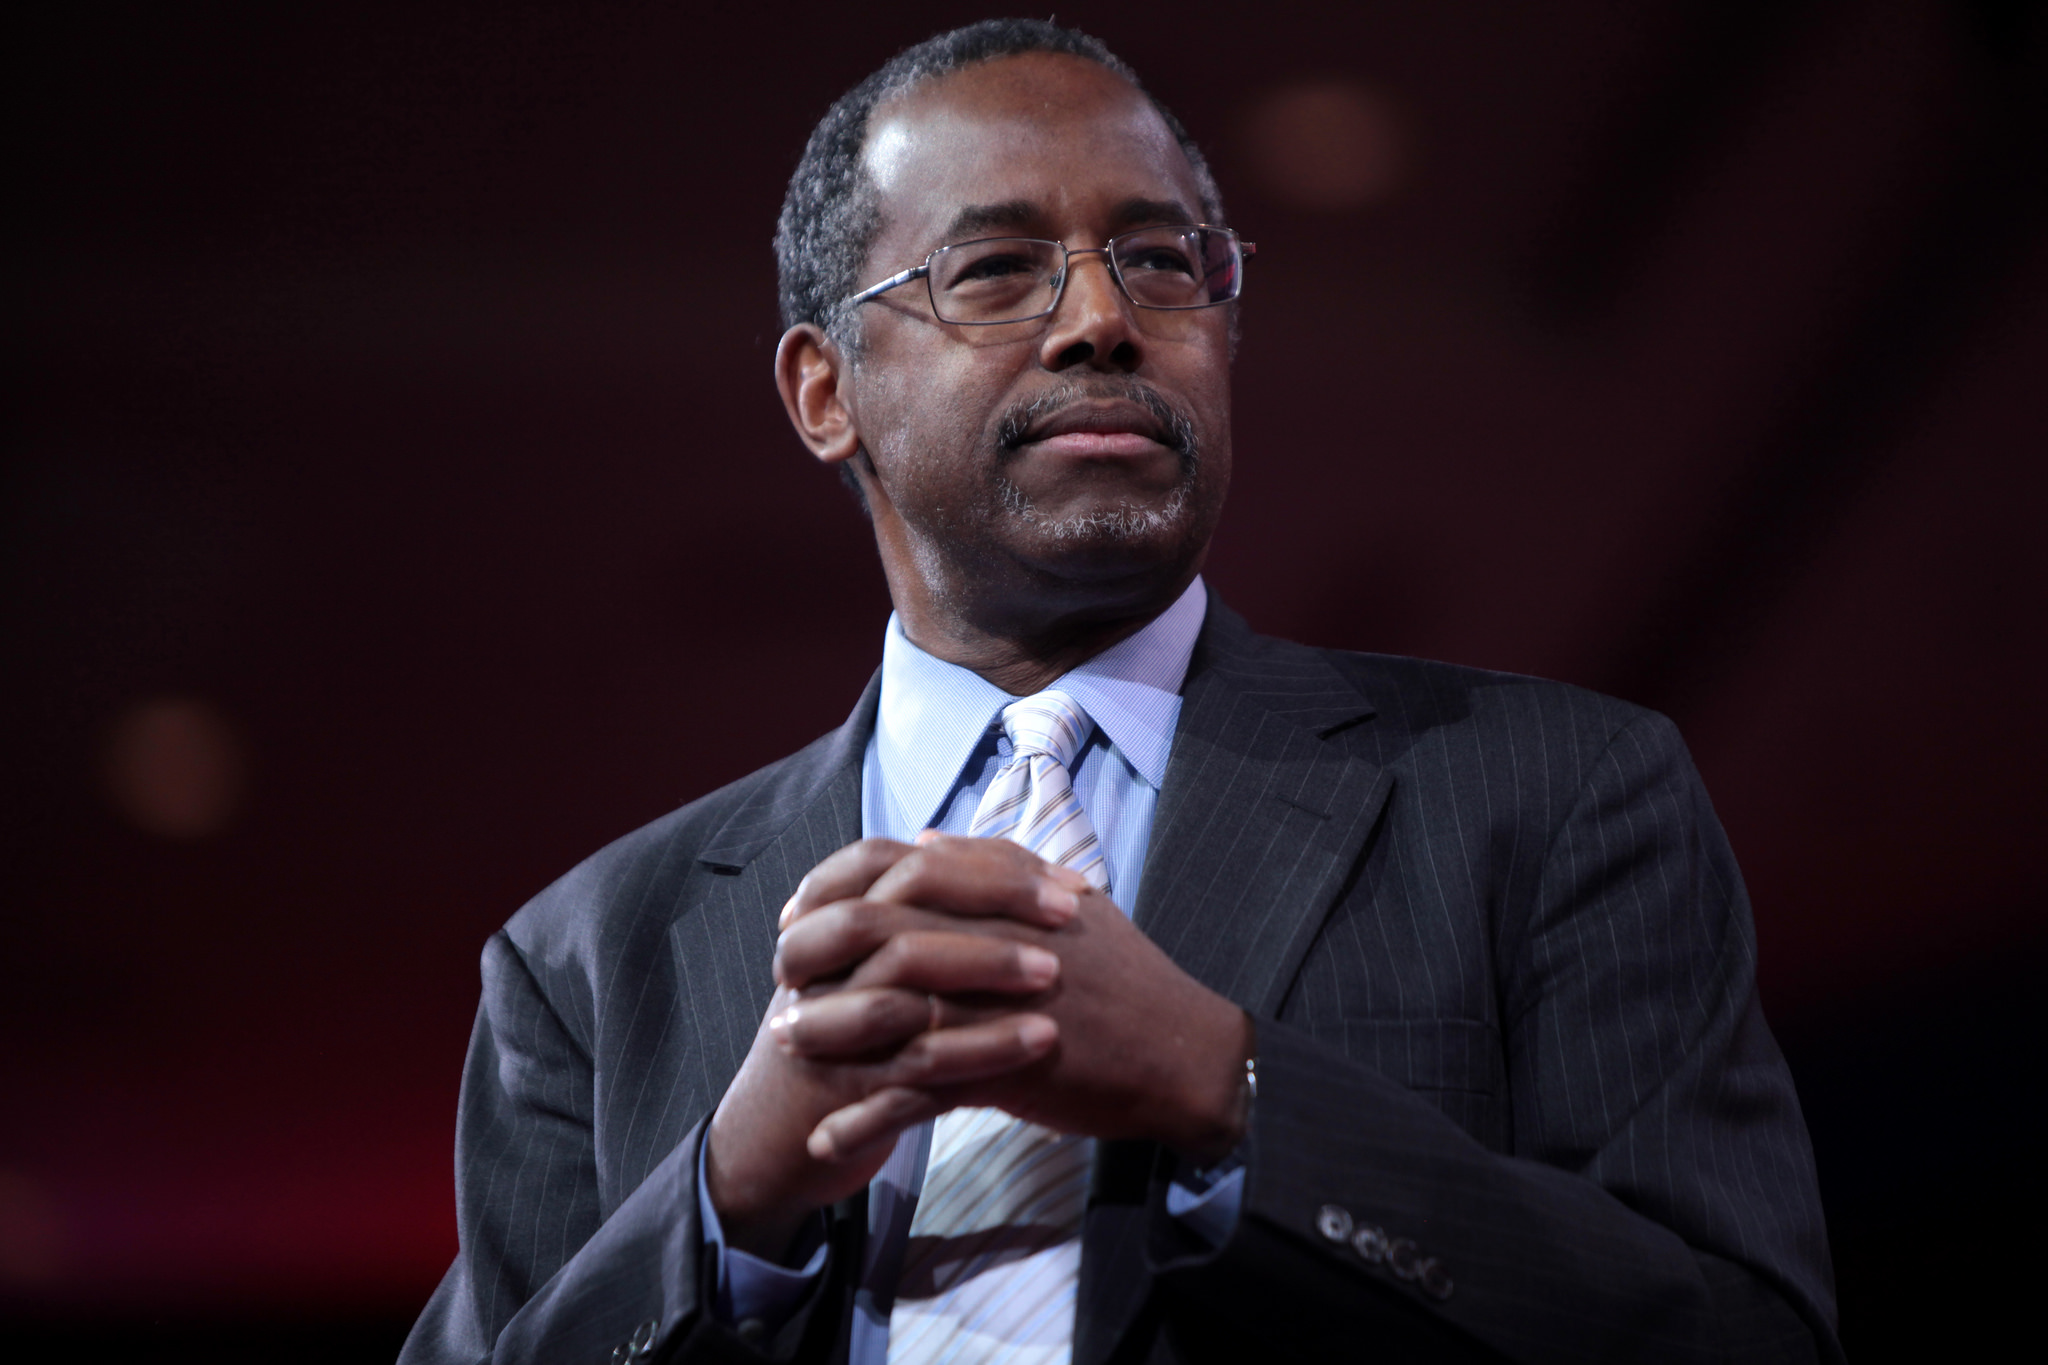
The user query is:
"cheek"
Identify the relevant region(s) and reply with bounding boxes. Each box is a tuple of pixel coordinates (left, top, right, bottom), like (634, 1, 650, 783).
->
(862, 344, 1011, 463)
(1160, 333, 1232, 451)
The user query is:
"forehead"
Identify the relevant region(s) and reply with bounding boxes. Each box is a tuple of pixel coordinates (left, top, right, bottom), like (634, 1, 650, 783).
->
(861, 53, 1203, 252)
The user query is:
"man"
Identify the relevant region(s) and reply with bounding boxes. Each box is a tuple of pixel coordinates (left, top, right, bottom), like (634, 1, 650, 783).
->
(402, 19, 1840, 1365)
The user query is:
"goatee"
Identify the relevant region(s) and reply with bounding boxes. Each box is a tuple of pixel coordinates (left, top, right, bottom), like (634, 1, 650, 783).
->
(992, 379, 1201, 544)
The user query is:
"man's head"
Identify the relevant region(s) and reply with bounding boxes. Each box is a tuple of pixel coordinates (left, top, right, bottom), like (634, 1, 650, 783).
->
(774, 20, 1225, 347)
(772, 21, 1242, 653)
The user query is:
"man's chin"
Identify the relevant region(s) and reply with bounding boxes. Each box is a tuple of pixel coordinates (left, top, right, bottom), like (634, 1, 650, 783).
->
(1002, 482, 1190, 545)
(993, 487, 1217, 593)
(1037, 499, 1186, 543)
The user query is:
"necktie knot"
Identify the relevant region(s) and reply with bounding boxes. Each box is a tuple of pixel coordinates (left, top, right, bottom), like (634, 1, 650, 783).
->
(971, 687, 1108, 891)
(1000, 689, 1092, 771)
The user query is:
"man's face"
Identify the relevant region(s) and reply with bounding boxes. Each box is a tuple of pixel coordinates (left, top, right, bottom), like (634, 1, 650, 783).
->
(836, 53, 1234, 613)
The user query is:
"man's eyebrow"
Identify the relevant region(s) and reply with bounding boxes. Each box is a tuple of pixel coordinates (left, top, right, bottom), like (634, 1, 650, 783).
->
(939, 200, 1042, 242)
(1110, 197, 1200, 230)
(934, 196, 1203, 246)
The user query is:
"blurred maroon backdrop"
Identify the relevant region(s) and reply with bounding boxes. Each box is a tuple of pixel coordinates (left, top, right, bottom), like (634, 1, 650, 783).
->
(7, 2, 2043, 1359)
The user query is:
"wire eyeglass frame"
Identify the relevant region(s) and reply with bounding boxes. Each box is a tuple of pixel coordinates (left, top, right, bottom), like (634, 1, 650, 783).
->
(837, 223, 1255, 327)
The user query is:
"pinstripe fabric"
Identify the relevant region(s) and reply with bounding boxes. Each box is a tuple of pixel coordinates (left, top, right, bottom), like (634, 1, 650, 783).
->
(887, 691, 1111, 1365)
(400, 591, 1838, 1365)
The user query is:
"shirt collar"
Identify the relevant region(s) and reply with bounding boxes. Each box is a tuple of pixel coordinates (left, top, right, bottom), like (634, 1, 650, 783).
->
(875, 575, 1208, 832)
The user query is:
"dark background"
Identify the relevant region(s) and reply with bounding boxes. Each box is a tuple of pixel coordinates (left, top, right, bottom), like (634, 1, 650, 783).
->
(7, 2, 2044, 1359)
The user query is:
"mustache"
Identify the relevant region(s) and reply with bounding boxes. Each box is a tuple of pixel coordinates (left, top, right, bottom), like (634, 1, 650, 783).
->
(994, 379, 1199, 459)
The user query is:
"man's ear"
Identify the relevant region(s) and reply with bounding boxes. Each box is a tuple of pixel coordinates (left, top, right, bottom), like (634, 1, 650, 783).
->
(774, 324, 861, 465)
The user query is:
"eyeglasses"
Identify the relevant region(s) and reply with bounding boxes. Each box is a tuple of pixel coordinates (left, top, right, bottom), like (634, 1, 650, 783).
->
(839, 224, 1254, 326)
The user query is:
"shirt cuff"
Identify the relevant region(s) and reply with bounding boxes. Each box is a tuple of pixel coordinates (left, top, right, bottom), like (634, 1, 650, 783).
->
(696, 1133, 830, 1326)
(1164, 1164, 1246, 1247)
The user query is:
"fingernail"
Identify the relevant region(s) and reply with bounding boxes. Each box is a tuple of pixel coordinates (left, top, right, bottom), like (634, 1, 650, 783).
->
(778, 896, 797, 929)
(915, 828, 941, 845)
(1037, 882, 1079, 920)
(1017, 1016, 1057, 1051)
(1018, 946, 1060, 986)
(1050, 866, 1092, 892)
(768, 1005, 800, 1034)
(807, 1128, 838, 1161)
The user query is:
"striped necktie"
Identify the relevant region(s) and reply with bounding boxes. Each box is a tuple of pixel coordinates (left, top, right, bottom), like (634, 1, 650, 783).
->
(886, 690, 1106, 1365)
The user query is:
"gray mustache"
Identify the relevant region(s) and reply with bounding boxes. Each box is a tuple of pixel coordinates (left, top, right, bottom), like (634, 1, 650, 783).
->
(995, 381, 1198, 458)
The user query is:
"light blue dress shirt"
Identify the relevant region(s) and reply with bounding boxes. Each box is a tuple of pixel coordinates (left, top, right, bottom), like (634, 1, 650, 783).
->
(698, 577, 1243, 1352)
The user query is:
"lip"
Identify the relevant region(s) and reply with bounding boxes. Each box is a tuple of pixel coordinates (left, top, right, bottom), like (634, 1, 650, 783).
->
(1015, 399, 1173, 458)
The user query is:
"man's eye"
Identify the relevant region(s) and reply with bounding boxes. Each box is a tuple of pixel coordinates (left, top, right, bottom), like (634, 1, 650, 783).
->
(1122, 247, 1199, 276)
(952, 255, 1037, 283)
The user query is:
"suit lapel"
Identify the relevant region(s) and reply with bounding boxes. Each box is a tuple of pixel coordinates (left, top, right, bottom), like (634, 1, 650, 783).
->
(1077, 601, 1393, 1365)
(667, 673, 877, 1110)
(1135, 599, 1392, 1015)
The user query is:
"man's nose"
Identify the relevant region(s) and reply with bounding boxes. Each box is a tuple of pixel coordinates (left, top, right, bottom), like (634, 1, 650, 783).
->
(1038, 249, 1141, 373)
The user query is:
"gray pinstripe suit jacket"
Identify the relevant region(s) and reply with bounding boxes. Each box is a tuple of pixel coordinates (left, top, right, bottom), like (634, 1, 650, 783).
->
(400, 596, 1841, 1364)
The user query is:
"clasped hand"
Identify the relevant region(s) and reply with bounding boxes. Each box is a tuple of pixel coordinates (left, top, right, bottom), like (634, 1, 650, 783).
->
(704, 834, 1250, 1261)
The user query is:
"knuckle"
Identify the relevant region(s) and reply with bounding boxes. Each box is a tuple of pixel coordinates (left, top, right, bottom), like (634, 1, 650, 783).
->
(872, 931, 914, 969)
(893, 1040, 936, 1083)
(891, 932, 958, 986)
(894, 929, 944, 957)
(841, 898, 889, 944)
(890, 847, 936, 891)
(853, 836, 904, 867)
(860, 990, 910, 1029)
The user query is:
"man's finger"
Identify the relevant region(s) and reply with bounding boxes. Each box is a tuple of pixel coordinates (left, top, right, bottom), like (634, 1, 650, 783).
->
(771, 985, 1029, 1059)
(867, 836, 1089, 928)
(775, 897, 1062, 992)
(878, 1013, 1058, 1090)
(779, 838, 917, 929)
(805, 1010, 1057, 1162)
(769, 987, 932, 1059)
(844, 931, 1060, 995)
(774, 897, 910, 988)
(807, 1087, 944, 1163)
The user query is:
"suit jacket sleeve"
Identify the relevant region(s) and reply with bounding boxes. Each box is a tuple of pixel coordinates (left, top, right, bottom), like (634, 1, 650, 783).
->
(397, 930, 845, 1365)
(1145, 711, 1841, 1364)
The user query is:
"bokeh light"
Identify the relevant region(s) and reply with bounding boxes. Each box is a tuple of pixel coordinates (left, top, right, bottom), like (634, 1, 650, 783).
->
(101, 698, 249, 839)
(1239, 78, 1409, 211)
(0, 1171, 70, 1289)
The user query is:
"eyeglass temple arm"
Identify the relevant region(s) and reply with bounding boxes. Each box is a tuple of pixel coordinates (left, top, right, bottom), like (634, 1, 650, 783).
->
(842, 264, 930, 311)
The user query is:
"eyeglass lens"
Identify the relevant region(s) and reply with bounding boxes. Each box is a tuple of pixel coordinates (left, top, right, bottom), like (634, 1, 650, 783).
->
(927, 227, 1241, 324)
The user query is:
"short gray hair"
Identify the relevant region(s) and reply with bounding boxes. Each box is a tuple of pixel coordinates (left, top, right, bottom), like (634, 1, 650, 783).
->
(772, 18, 1226, 346)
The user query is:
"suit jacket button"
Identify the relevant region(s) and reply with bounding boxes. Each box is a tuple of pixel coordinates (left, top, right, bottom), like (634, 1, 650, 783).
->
(736, 1317, 767, 1345)
(1316, 1204, 1354, 1243)
(1387, 1237, 1423, 1281)
(612, 1318, 658, 1362)
(1350, 1225, 1389, 1264)
(1419, 1257, 1454, 1300)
